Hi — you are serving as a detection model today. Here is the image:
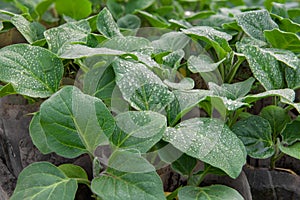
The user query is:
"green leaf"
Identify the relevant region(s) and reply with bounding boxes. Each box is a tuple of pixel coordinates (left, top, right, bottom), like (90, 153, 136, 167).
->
(178, 185, 244, 200)
(279, 142, 300, 160)
(117, 14, 141, 30)
(187, 55, 225, 73)
(162, 49, 185, 69)
(102, 36, 150, 52)
(164, 78, 194, 90)
(58, 164, 88, 180)
(171, 154, 197, 176)
(241, 45, 283, 90)
(137, 10, 170, 28)
(264, 28, 300, 53)
(281, 119, 300, 146)
(285, 66, 300, 89)
(113, 58, 174, 112)
(39, 86, 115, 158)
(107, 149, 156, 173)
(29, 112, 52, 154)
(260, 105, 291, 136)
(236, 9, 278, 41)
(0, 44, 63, 98)
(263, 48, 299, 70)
(97, 7, 122, 38)
(83, 65, 116, 101)
(55, 0, 92, 20)
(107, 0, 155, 18)
(91, 169, 165, 200)
(151, 32, 190, 52)
(111, 111, 166, 153)
(58, 44, 126, 59)
(276, 18, 300, 34)
(163, 118, 246, 178)
(166, 90, 212, 126)
(243, 88, 295, 103)
(0, 83, 16, 97)
(10, 162, 77, 200)
(232, 116, 275, 159)
(209, 77, 255, 100)
(11, 14, 45, 44)
(44, 20, 91, 53)
(182, 26, 232, 58)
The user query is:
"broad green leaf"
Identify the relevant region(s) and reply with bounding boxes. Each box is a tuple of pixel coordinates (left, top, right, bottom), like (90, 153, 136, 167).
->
(270, 2, 288, 18)
(162, 49, 185, 69)
(167, 89, 212, 126)
(169, 19, 193, 29)
(117, 14, 141, 30)
(124, 0, 155, 14)
(102, 36, 150, 52)
(260, 105, 291, 136)
(111, 111, 166, 152)
(35, 0, 55, 19)
(44, 20, 91, 53)
(285, 66, 300, 89)
(164, 78, 194, 90)
(137, 10, 170, 28)
(39, 86, 115, 158)
(113, 58, 174, 112)
(209, 77, 255, 100)
(58, 164, 88, 180)
(178, 185, 244, 200)
(281, 119, 300, 146)
(243, 88, 295, 103)
(264, 29, 300, 53)
(206, 96, 249, 112)
(58, 44, 126, 59)
(83, 65, 116, 101)
(181, 26, 232, 58)
(241, 45, 283, 90)
(97, 7, 122, 38)
(263, 48, 299, 70)
(10, 162, 77, 200)
(163, 118, 246, 178)
(279, 142, 300, 160)
(11, 14, 45, 44)
(107, 149, 155, 173)
(91, 169, 165, 200)
(0, 83, 16, 97)
(171, 154, 197, 176)
(232, 116, 275, 159)
(0, 44, 63, 98)
(151, 32, 190, 52)
(55, 0, 92, 20)
(187, 55, 225, 73)
(277, 18, 300, 33)
(235, 10, 278, 41)
(29, 112, 52, 154)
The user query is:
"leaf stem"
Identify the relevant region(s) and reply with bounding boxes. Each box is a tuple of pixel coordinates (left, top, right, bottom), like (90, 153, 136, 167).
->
(226, 56, 245, 83)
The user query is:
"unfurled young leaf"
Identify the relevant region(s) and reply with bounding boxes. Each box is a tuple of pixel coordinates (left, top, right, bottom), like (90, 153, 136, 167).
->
(11, 162, 77, 200)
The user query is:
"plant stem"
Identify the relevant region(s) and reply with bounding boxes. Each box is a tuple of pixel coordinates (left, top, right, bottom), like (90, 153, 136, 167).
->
(270, 140, 284, 169)
(75, 178, 91, 188)
(225, 56, 245, 83)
